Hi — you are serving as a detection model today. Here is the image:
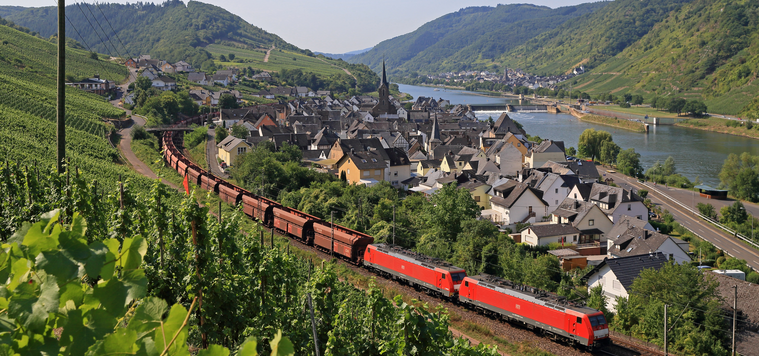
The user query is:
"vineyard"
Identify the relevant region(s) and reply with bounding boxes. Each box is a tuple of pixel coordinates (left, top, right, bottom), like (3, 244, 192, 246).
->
(0, 163, 499, 355)
(0, 23, 127, 81)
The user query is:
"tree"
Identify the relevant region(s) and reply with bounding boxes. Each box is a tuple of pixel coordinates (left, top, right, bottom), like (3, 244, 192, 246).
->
(228, 53, 235, 61)
(230, 124, 249, 139)
(420, 183, 480, 244)
(638, 189, 648, 199)
(89, 51, 99, 60)
(719, 152, 759, 193)
(599, 141, 621, 165)
(219, 54, 227, 62)
(219, 93, 239, 109)
(215, 126, 228, 143)
(667, 97, 687, 115)
(662, 156, 676, 176)
(135, 76, 153, 91)
(617, 148, 643, 177)
(697, 203, 717, 220)
(566, 146, 577, 157)
(682, 100, 707, 117)
(587, 285, 612, 320)
(721, 201, 748, 224)
(631, 95, 644, 105)
(732, 167, 759, 202)
(578, 128, 613, 161)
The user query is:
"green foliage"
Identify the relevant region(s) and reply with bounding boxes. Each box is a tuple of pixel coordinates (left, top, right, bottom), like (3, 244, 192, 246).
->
(219, 93, 238, 109)
(349, 2, 606, 76)
(565, 146, 577, 157)
(617, 148, 643, 177)
(230, 142, 322, 199)
(131, 124, 149, 140)
(230, 123, 249, 139)
(720, 201, 748, 225)
(614, 261, 728, 355)
(717, 257, 751, 275)
(638, 189, 648, 199)
(3, 0, 300, 69)
(578, 128, 612, 161)
(184, 125, 208, 148)
(697, 203, 717, 220)
(136, 90, 199, 126)
(587, 285, 612, 321)
(215, 126, 228, 143)
(747, 272, 759, 284)
(599, 140, 620, 165)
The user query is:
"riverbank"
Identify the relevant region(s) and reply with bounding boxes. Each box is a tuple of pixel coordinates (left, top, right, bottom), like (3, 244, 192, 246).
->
(675, 117, 759, 140)
(570, 109, 646, 133)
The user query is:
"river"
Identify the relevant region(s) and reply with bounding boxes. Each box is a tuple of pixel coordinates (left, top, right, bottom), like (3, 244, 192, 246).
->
(397, 84, 759, 187)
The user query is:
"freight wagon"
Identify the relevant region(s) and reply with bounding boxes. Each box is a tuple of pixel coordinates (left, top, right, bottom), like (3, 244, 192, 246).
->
(313, 222, 373, 263)
(459, 274, 608, 347)
(242, 194, 277, 227)
(272, 206, 317, 243)
(363, 244, 466, 298)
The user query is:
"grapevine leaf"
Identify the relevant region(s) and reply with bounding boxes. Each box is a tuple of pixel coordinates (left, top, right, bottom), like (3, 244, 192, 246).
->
(135, 336, 158, 356)
(8, 273, 58, 332)
(36, 251, 78, 285)
(104, 238, 121, 258)
(86, 328, 139, 356)
(40, 209, 60, 234)
(7, 221, 31, 245)
(0, 315, 13, 333)
(92, 278, 128, 318)
(22, 221, 58, 258)
(237, 337, 258, 356)
(58, 231, 91, 262)
(269, 331, 294, 356)
(7, 258, 30, 292)
(155, 304, 190, 356)
(70, 212, 87, 237)
(0, 249, 11, 288)
(122, 269, 148, 306)
(85, 241, 112, 281)
(127, 297, 168, 338)
(58, 281, 85, 309)
(197, 345, 229, 356)
(62, 307, 118, 355)
(120, 236, 147, 271)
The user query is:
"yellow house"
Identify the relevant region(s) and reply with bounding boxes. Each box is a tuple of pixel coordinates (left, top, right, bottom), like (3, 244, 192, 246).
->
(458, 180, 492, 209)
(504, 132, 528, 163)
(440, 155, 458, 173)
(336, 150, 386, 185)
(416, 160, 440, 176)
(217, 136, 250, 166)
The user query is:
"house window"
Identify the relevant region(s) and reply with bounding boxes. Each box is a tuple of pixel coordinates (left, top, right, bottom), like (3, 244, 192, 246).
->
(363, 171, 369, 177)
(555, 200, 558, 205)
(237, 147, 246, 155)
(574, 193, 577, 199)
(588, 219, 594, 226)
(346, 169, 350, 175)
(573, 235, 577, 242)
(475, 196, 481, 202)
(613, 280, 621, 290)
(375, 170, 381, 175)
(555, 188, 558, 194)
(628, 204, 631, 211)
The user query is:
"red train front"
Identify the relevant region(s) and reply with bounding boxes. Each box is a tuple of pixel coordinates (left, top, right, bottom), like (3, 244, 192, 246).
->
(459, 274, 609, 347)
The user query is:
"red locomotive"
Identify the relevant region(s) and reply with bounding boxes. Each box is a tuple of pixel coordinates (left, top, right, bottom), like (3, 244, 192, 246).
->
(459, 274, 608, 347)
(363, 243, 466, 298)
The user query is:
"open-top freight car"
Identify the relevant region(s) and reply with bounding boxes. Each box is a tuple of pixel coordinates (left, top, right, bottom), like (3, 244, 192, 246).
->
(200, 174, 221, 193)
(272, 206, 318, 243)
(218, 182, 246, 205)
(459, 274, 608, 347)
(363, 244, 466, 298)
(313, 222, 373, 264)
(242, 194, 278, 227)
(176, 159, 189, 177)
(187, 166, 203, 186)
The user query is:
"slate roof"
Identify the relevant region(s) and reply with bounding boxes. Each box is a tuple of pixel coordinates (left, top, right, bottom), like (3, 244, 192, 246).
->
(607, 216, 655, 242)
(385, 147, 410, 167)
(526, 224, 580, 237)
(490, 182, 548, 209)
(493, 112, 525, 136)
(340, 150, 387, 170)
(582, 252, 668, 291)
(609, 226, 687, 258)
(533, 139, 565, 154)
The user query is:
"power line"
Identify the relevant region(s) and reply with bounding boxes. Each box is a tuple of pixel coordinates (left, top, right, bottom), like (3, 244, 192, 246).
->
(80, 1, 136, 83)
(92, 1, 138, 61)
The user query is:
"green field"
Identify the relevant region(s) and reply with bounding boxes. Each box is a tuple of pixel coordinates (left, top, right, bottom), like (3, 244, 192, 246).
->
(205, 44, 345, 76)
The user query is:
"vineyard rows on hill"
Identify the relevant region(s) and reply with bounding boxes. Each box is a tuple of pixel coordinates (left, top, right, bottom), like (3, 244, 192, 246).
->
(0, 163, 499, 355)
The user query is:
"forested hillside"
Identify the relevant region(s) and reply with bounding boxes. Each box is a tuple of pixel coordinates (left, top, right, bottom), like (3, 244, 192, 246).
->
(0, 0, 299, 68)
(501, 0, 692, 75)
(348, 3, 607, 76)
(569, 0, 759, 116)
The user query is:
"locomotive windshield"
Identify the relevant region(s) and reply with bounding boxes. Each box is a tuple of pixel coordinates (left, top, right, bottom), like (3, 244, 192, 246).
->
(589, 315, 607, 327)
(450, 272, 466, 282)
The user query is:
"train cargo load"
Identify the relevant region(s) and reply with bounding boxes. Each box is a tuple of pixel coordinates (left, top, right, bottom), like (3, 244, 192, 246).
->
(459, 274, 608, 347)
(242, 195, 277, 227)
(272, 206, 316, 242)
(313, 222, 374, 262)
(177, 159, 189, 177)
(363, 244, 466, 298)
(187, 166, 202, 186)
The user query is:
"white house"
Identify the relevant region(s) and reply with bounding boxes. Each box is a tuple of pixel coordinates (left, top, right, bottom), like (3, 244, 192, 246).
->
(489, 181, 548, 226)
(499, 143, 523, 177)
(534, 173, 580, 214)
(520, 224, 580, 247)
(606, 226, 691, 264)
(569, 183, 648, 223)
(583, 252, 668, 312)
(527, 139, 565, 168)
(152, 76, 176, 91)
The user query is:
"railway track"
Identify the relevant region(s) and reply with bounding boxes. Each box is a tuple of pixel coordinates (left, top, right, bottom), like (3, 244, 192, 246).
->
(165, 128, 656, 356)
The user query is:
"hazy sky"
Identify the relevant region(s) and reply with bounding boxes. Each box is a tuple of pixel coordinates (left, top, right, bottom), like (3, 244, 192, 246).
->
(1, 0, 594, 53)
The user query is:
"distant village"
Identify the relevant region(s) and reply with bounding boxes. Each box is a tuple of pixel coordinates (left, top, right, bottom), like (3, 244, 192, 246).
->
(416, 66, 585, 91)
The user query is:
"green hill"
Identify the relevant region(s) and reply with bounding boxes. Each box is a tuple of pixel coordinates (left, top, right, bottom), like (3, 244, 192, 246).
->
(348, 3, 607, 76)
(569, 0, 759, 116)
(0, 0, 299, 68)
(0, 23, 150, 191)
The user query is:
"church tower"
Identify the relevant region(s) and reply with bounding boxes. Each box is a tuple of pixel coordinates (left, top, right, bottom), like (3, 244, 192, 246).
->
(371, 60, 397, 116)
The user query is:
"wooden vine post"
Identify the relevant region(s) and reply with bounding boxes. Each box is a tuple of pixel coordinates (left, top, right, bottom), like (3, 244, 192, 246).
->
(191, 218, 208, 348)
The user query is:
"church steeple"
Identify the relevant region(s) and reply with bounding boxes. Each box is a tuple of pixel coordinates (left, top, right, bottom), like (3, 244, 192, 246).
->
(381, 60, 388, 87)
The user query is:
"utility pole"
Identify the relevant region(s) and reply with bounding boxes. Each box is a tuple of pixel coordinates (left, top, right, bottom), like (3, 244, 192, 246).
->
(56, 0, 66, 173)
(392, 204, 396, 245)
(733, 285, 737, 356)
(664, 304, 668, 356)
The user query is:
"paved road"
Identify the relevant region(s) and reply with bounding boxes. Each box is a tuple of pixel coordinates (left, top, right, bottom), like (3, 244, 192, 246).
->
(205, 128, 228, 178)
(599, 166, 759, 271)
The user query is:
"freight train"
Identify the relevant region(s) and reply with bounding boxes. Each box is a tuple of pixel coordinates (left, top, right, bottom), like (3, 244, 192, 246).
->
(161, 125, 608, 348)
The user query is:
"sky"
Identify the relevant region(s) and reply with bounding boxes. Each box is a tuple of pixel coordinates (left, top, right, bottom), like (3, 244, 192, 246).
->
(0, 0, 594, 53)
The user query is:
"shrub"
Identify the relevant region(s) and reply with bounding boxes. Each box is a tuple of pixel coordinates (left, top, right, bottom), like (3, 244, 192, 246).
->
(716, 256, 726, 268)
(131, 124, 148, 140)
(747, 272, 759, 284)
(638, 189, 648, 199)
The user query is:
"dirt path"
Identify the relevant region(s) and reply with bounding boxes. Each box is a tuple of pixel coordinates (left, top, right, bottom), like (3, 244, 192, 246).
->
(263, 45, 275, 63)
